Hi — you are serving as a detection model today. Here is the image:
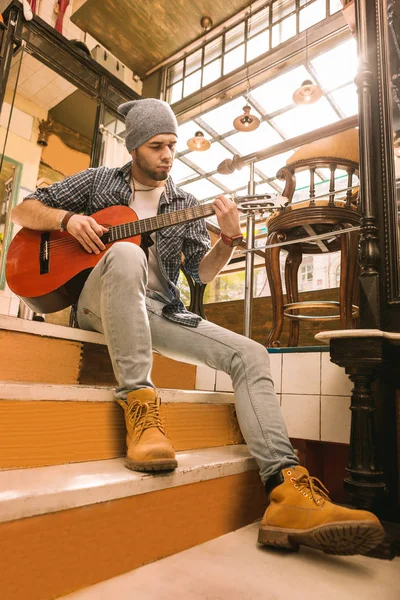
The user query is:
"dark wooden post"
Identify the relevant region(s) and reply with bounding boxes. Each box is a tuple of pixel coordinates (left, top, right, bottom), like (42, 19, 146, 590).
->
(330, 337, 386, 512)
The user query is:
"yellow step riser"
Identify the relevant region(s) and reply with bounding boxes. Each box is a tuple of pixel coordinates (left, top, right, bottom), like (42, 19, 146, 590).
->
(0, 330, 197, 388)
(0, 471, 266, 600)
(0, 401, 243, 469)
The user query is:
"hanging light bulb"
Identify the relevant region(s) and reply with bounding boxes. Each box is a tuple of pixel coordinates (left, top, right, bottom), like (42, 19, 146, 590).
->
(292, 79, 323, 105)
(187, 130, 211, 151)
(233, 105, 260, 132)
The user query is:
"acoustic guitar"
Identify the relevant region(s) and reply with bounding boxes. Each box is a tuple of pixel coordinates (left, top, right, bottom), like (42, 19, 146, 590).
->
(6, 193, 279, 314)
(6, 194, 275, 314)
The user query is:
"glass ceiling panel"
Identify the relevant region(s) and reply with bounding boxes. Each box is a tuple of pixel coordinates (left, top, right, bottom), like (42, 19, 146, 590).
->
(183, 70, 202, 97)
(170, 159, 197, 184)
(180, 179, 224, 200)
(203, 59, 222, 87)
(271, 97, 339, 138)
(225, 22, 245, 52)
(176, 120, 211, 153)
(173, 34, 359, 235)
(169, 81, 183, 104)
(269, 178, 284, 192)
(226, 122, 283, 155)
(292, 187, 313, 202)
(213, 165, 261, 190)
(204, 38, 223, 64)
(200, 96, 261, 135)
(330, 0, 342, 14)
(293, 169, 321, 190)
(256, 150, 295, 178)
(311, 39, 358, 90)
(250, 65, 312, 114)
(167, 60, 183, 85)
(317, 168, 358, 184)
(299, 0, 326, 32)
(272, 14, 296, 48)
(249, 7, 269, 35)
(223, 44, 246, 75)
(256, 180, 282, 195)
(329, 83, 358, 117)
(247, 30, 270, 61)
(186, 142, 233, 172)
(185, 49, 202, 75)
(273, 0, 296, 23)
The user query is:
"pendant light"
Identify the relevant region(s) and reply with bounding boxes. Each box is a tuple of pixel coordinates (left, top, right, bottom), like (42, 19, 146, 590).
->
(233, 104, 260, 132)
(293, 27, 322, 106)
(292, 79, 323, 105)
(232, 5, 260, 133)
(187, 130, 211, 151)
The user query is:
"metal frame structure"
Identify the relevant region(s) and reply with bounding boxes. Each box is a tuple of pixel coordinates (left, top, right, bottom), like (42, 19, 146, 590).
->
(0, 0, 139, 169)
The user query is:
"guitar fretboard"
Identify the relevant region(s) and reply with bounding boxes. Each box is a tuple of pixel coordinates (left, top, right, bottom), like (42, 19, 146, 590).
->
(108, 202, 216, 242)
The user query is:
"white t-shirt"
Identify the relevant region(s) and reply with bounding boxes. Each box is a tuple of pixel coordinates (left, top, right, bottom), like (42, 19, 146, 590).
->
(129, 178, 171, 300)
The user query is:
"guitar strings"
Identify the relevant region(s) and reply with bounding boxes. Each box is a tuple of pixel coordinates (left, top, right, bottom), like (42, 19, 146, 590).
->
(41, 203, 213, 253)
(45, 231, 140, 250)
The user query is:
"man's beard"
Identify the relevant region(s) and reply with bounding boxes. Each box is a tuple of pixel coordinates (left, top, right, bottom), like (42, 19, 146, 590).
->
(135, 152, 170, 181)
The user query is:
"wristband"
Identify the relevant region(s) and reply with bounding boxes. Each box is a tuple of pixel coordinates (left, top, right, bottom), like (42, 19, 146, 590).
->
(60, 211, 75, 232)
(220, 231, 244, 247)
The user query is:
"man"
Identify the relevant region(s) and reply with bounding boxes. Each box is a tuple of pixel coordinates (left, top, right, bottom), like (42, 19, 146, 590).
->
(11, 98, 384, 556)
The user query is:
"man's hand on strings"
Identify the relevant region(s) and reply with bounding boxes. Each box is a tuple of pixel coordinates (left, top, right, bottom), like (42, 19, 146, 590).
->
(67, 215, 108, 254)
(212, 195, 241, 238)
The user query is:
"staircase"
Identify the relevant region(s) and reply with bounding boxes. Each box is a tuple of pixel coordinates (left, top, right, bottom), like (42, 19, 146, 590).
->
(0, 315, 266, 600)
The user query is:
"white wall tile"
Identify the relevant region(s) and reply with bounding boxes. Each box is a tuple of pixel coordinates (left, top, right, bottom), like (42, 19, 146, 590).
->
(281, 394, 320, 441)
(0, 296, 11, 315)
(321, 353, 353, 396)
(8, 297, 20, 317)
(215, 370, 233, 392)
(268, 352, 282, 394)
(321, 396, 351, 444)
(282, 352, 321, 395)
(195, 366, 216, 391)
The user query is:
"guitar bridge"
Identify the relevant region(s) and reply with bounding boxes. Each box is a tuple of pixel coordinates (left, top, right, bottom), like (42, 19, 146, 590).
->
(39, 232, 50, 274)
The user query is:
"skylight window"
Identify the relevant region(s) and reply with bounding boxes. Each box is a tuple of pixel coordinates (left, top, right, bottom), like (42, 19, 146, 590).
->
(271, 98, 339, 138)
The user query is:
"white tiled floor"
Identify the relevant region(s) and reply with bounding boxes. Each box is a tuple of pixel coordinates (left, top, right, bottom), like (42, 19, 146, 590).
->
(61, 521, 400, 600)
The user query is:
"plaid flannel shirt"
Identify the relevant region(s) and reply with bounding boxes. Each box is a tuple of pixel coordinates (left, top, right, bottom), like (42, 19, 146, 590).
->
(24, 161, 211, 327)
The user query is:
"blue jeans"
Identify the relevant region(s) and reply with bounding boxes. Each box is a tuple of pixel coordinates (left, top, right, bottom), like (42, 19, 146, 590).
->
(77, 242, 299, 483)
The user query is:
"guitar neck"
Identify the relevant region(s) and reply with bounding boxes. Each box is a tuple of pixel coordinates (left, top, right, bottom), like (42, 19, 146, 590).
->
(108, 202, 216, 242)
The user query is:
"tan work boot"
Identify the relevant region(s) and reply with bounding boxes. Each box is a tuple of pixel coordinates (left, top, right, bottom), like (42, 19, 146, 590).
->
(258, 465, 384, 555)
(117, 388, 177, 472)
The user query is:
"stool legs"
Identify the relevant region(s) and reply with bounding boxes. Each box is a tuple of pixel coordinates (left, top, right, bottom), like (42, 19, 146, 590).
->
(285, 246, 302, 347)
(265, 232, 284, 347)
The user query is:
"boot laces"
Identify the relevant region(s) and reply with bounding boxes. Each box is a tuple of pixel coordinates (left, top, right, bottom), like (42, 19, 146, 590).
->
(292, 472, 331, 506)
(122, 395, 165, 443)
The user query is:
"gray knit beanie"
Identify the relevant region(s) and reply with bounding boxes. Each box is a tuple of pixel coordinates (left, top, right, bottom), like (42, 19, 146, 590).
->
(118, 99, 178, 152)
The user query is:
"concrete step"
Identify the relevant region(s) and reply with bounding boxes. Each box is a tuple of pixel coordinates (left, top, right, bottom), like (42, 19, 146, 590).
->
(0, 382, 241, 469)
(0, 445, 266, 600)
(0, 315, 198, 388)
(60, 521, 400, 600)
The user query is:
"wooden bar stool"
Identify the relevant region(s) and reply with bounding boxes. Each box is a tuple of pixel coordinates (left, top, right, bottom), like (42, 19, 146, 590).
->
(265, 129, 360, 347)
